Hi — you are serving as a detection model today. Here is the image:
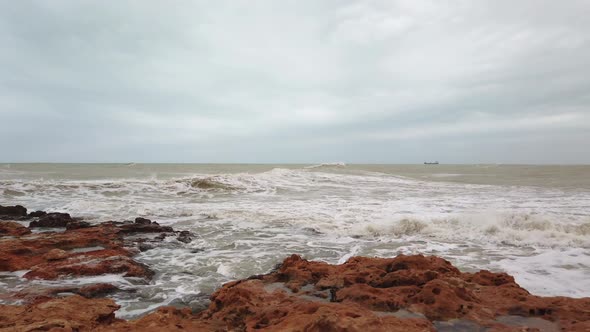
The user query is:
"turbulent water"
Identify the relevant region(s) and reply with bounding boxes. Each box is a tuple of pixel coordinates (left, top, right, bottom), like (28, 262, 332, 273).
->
(1, 163, 589, 318)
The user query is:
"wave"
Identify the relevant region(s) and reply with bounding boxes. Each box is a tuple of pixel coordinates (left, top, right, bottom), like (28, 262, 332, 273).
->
(189, 178, 239, 191)
(304, 162, 347, 169)
(351, 213, 590, 248)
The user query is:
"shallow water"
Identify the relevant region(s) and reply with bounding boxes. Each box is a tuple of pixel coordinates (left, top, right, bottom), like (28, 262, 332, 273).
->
(1, 163, 589, 318)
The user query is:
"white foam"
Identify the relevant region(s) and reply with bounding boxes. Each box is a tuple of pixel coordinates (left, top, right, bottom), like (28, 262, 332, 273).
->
(2, 165, 589, 316)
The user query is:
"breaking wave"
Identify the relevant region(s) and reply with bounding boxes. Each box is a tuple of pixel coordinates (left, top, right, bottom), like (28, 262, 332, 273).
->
(304, 162, 347, 169)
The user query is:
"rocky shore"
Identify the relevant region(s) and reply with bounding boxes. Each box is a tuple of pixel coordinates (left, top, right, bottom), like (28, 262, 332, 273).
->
(0, 204, 589, 331)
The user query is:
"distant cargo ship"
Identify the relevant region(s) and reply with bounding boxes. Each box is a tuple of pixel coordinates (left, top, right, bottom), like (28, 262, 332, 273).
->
(424, 161, 439, 165)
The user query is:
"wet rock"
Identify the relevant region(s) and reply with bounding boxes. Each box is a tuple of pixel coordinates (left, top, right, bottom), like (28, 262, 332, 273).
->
(0, 204, 27, 218)
(134, 217, 152, 225)
(0, 221, 31, 237)
(29, 212, 75, 228)
(176, 230, 193, 243)
(66, 221, 92, 230)
(118, 223, 174, 234)
(2, 254, 590, 331)
(77, 283, 119, 298)
(0, 295, 120, 331)
(28, 210, 47, 218)
(24, 248, 155, 280)
(138, 243, 154, 252)
(154, 233, 167, 240)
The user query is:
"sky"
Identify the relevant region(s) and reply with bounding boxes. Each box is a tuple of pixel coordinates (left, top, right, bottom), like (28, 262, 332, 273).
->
(1, 1, 589, 164)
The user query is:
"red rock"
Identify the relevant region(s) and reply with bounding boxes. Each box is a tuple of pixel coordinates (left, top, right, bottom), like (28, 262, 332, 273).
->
(24, 248, 154, 280)
(0, 221, 31, 236)
(0, 295, 119, 331)
(44, 248, 69, 261)
(78, 283, 119, 298)
(1, 254, 590, 331)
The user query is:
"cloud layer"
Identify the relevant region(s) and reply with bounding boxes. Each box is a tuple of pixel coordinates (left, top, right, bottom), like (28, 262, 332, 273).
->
(1, 1, 589, 163)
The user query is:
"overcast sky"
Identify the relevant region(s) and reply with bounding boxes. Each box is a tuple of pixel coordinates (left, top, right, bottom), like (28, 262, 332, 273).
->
(1, 1, 589, 163)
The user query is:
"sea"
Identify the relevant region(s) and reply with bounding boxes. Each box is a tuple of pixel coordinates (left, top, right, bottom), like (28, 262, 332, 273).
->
(1, 163, 589, 317)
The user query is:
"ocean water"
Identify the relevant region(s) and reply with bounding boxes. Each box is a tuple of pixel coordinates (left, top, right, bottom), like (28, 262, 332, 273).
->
(1, 163, 589, 317)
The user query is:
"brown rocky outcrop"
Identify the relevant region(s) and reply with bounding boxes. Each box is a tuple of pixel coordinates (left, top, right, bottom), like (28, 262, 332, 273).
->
(2, 254, 589, 331)
(0, 221, 31, 236)
(1, 206, 589, 331)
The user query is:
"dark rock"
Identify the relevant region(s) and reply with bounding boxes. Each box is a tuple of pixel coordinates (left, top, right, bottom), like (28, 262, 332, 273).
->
(134, 217, 152, 225)
(176, 230, 193, 243)
(66, 221, 92, 230)
(138, 243, 155, 252)
(29, 212, 74, 228)
(118, 223, 173, 234)
(155, 233, 167, 240)
(28, 210, 47, 218)
(0, 205, 27, 217)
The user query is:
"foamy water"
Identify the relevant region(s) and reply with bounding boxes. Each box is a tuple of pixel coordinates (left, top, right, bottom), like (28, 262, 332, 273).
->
(1, 163, 589, 317)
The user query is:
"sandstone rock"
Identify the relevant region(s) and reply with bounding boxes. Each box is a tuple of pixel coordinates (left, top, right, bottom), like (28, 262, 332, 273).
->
(1, 254, 590, 331)
(77, 283, 119, 298)
(0, 221, 31, 237)
(0, 295, 120, 331)
(44, 249, 68, 261)
(24, 248, 154, 280)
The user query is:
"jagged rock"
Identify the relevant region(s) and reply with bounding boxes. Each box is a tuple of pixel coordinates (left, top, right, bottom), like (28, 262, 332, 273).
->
(1, 254, 590, 331)
(134, 217, 152, 225)
(0, 295, 119, 331)
(176, 230, 193, 243)
(118, 223, 174, 234)
(77, 284, 119, 298)
(66, 221, 92, 230)
(29, 212, 75, 228)
(0, 221, 31, 237)
(138, 243, 154, 252)
(24, 248, 154, 280)
(0, 205, 27, 218)
(28, 210, 47, 218)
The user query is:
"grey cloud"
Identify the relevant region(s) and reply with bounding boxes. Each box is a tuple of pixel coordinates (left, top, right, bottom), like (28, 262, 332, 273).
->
(1, 0, 589, 163)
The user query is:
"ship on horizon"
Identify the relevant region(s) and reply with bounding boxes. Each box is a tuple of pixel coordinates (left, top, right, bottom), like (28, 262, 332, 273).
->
(424, 161, 439, 165)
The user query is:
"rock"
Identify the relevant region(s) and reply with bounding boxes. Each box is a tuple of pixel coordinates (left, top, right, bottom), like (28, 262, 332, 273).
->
(176, 230, 193, 243)
(24, 248, 154, 280)
(0, 295, 120, 331)
(134, 217, 152, 225)
(44, 249, 68, 261)
(66, 221, 92, 230)
(118, 223, 174, 234)
(0, 221, 31, 237)
(77, 284, 119, 298)
(28, 210, 47, 218)
(29, 212, 75, 228)
(0, 226, 121, 272)
(1, 254, 590, 331)
(0, 205, 27, 218)
(138, 243, 154, 252)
